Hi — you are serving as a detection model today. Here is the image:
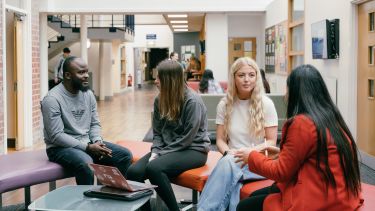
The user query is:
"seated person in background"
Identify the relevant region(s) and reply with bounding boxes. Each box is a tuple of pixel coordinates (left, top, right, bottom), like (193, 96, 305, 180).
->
(197, 57, 278, 211)
(126, 60, 210, 211)
(235, 64, 363, 211)
(41, 56, 133, 185)
(260, 69, 270, 93)
(199, 69, 224, 94)
(186, 56, 201, 80)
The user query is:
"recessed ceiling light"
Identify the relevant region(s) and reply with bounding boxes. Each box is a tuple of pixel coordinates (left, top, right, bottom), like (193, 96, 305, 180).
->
(168, 14, 188, 18)
(174, 29, 188, 32)
(172, 25, 188, 28)
(170, 20, 188, 24)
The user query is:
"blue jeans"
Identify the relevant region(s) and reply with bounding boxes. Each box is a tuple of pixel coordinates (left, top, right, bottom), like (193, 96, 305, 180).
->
(47, 141, 133, 185)
(197, 154, 264, 211)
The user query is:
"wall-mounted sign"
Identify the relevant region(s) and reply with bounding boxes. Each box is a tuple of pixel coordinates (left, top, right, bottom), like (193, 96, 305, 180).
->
(146, 34, 157, 40)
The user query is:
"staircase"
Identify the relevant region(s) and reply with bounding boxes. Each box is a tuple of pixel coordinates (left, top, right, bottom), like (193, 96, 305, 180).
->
(47, 15, 135, 58)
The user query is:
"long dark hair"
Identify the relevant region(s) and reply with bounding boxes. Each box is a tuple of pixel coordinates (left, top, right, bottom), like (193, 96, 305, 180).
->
(199, 69, 214, 93)
(260, 69, 270, 93)
(286, 64, 361, 196)
(157, 60, 185, 121)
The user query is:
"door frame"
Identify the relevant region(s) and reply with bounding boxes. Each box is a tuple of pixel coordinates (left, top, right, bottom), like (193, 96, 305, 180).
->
(3, 2, 33, 152)
(353, 0, 375, 170)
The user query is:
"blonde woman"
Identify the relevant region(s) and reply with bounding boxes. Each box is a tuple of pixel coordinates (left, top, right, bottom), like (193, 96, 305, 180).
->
(197, 57, 278, 211)
(126, 60, 210, 211)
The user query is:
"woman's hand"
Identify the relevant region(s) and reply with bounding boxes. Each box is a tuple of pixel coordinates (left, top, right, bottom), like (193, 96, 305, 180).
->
(234, 148, 254, 168)
(148, 153, 158, 162)
(259, 146, 280, 159)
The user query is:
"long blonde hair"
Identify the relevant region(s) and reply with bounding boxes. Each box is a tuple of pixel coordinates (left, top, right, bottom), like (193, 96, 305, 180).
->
(157, 60, 185, 121)
(224, 57, 265, 139)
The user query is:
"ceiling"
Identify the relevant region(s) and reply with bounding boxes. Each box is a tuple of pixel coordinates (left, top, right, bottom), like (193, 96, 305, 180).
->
(134, 14, 205, 33)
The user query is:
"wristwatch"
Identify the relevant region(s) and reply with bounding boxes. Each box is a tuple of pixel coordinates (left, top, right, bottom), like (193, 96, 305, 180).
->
(223, 150, 229, 156)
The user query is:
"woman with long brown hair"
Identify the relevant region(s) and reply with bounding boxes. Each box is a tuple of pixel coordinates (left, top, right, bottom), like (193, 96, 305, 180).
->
(127, 60, 210, 211)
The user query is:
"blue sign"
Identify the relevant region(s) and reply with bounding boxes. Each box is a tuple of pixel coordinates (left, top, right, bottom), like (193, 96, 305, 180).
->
(146, 34, 157, 40)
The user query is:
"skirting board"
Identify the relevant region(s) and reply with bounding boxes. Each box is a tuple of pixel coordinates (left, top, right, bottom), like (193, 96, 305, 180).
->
(360, 150, 375, 170)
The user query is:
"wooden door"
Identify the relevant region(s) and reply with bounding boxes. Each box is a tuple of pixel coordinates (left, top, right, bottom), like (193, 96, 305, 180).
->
(358, 0, 375, 156)
(228, 37, 257, 68)
(14, 16, 23, 149)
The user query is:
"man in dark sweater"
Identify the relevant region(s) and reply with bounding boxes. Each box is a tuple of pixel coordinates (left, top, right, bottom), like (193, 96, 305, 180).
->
(41, 56, 132, 185)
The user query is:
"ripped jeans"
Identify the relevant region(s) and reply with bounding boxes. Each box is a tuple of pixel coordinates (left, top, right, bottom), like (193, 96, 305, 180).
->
(197, 154, 264, 211)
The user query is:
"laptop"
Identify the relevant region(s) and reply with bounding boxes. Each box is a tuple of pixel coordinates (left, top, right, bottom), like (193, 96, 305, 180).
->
(89, 163, 156, 192)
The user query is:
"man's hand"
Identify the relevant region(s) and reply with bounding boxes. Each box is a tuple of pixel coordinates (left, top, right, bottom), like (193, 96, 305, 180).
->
(54, 77, 59, 84)
(87, 142, 112, 159)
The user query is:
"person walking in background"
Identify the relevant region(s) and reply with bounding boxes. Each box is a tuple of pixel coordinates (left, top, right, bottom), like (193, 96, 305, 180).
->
(260, 69, 270, 93)
(42, 56, 133, 185)
(169, 51, 179, 61)
(235, 64, 363, 211)
(197, 57, 278, 211)
(54, 47, 71, 85)
(199, 69, 223, 94)
(126, 60, 210, 211)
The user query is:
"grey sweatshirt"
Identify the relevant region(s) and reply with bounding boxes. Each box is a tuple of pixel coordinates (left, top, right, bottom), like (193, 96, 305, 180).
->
(152, 88, 210, 155)
(41, 83, 102, 150)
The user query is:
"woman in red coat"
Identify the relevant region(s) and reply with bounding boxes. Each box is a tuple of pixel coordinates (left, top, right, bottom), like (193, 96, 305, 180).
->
(235, 64, 363, 210)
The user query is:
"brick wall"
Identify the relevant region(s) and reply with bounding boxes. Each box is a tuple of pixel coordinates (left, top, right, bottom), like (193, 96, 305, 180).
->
(31, 1, 42, 144)
(0, 0, 4, 154)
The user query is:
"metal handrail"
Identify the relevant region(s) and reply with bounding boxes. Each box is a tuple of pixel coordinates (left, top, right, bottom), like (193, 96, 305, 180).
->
(51, 14, 134, 34)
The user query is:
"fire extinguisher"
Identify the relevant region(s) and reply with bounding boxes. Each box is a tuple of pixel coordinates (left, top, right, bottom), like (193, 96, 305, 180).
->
(128, 74, 132, 86)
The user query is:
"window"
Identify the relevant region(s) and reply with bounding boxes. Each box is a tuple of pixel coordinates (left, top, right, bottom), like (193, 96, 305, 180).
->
(288, 0, 305, 72)
(292, 25, 304, 52)
(370, 12, 375, 32)
(369, 79, 374, 98)
(369, 46, 374, 65)
(292, 0, 304, 21)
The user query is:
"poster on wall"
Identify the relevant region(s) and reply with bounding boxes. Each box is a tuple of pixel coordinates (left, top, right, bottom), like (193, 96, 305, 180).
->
(275, 21, 288, 74)
(181, 45, 195, 61)
(265, 21, 288, 74)
(265, 26, 275, 73)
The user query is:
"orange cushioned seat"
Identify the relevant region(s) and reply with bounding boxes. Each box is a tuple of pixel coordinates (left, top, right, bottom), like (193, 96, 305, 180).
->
(171, 151, 222, 192)
(361, 183, 375, 210)
(240, 181, 375, 211)
(240, 179, 274, 199)
(116, 141, 152, 162)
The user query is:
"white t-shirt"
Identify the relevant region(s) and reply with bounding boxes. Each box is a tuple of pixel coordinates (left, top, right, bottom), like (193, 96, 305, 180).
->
(216, 95, 278, 149)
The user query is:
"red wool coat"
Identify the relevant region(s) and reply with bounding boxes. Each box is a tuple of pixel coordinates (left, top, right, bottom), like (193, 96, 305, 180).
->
(248, 115, 363, 210)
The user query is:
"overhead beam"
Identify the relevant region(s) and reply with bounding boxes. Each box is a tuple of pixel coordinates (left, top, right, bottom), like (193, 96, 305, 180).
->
(39, 0, 272, 13)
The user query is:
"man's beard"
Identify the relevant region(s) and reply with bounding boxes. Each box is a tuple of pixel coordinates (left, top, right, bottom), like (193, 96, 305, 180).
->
(72, 78, 90, 92)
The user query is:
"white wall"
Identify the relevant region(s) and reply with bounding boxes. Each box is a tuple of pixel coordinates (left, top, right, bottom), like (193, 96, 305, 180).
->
(264, 0, 288, 94)
(49, 41, 101, 96)
(265, 0, 288, 28)
(228, 14, 265, 69)
(112, 40, 122, 94)
(98, 41, 113, 100)
(125, 24, 173, 87)
(305, 0, 357, 137)
(205, 13, 228, 82)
